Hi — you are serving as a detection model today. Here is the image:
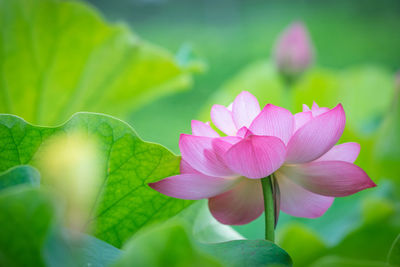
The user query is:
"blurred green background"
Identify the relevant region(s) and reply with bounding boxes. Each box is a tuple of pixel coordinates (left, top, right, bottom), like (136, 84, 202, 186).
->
(1, 0, 400, 266)
(85, 0, 400, 151)
(82, 1, 400, 265)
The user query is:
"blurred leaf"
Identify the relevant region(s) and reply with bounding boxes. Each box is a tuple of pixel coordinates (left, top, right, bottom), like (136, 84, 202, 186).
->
(0, 186, 57, 267)
(176, 43, 208, 74)
(0, 0, 192, 125)
(114, 223, 223, 267)
(0, 165, 40, 190)
(374, 91, 400, 187)
(328, 215, 400, 262)
(277, 223, 327, 267)
(387, 234, 400, 266)
(197, 239, 293, 267)
(176, 199, 244, 243)
(52, 232, 122, 267)
(0, 185, 122, 267)
(361, 197, 395, 225)
(0, 113, 192, 248)
(309, 256, 387, 267)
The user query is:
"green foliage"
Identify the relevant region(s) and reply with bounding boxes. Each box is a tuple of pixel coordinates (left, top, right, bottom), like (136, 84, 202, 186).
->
(374, 94, 400, 187)
(0, 185, 122, 267)
(0, 0, 192, 125)
(277, 223, 327, 267)
(387, 234, 400, 266)
(0, 113, 192, 248)
(0, 186, 57, 266)
(309, 256, 387, 267)
(197, 239, 293, 267)
(114, 223, 223, 267)
(0, 165, 40, 190)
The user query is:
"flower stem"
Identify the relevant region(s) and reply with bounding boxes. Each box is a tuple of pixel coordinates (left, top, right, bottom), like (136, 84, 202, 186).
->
(261, 175, 275, 242)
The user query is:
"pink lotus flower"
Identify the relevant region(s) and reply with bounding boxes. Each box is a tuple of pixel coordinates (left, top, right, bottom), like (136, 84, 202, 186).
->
(273, 22, 313, 76)
(149, 92, 376, 225)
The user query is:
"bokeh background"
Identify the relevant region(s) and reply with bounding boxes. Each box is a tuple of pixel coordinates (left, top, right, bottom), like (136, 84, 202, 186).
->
(82, 1, 400, 266)
(1, 0, 399, 266)
(86, 0, 400, 150)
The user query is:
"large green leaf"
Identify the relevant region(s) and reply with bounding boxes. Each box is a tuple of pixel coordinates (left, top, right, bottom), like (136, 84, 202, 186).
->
(114, 223, 223, 267)
(0, 0, 191, 125)
(0, 165, 40, 190)
(197, 240, 293, 267)
(0, 186, 57, 266)
(45, 231, 122, 267)
(0, 113, 192, 247)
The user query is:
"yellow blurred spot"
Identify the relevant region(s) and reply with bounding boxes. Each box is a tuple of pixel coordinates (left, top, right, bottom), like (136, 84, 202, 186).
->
(36, 132, 102, 232)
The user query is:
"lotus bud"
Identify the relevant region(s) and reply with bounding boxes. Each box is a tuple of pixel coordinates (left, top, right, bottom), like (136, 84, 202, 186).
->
(273, 22, 314, 78)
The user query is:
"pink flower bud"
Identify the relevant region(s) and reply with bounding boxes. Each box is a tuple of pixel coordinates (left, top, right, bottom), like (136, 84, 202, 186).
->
(395, 71, 400, 91)
(273, 22, 314, 77)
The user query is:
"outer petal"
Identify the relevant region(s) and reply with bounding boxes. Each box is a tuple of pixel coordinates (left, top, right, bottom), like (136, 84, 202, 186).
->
(211, 104, 237, 136)
(275, 172, 334, 218)
(314, 142, 360, 163)
(250, 104, 294, 144)
(236, 126, 253, 139)
(294, 111, 312, 132)
(232, 91, 261, 129)
(280, 161, 376, 197)
(191, 120, 219, 137)
(208, 179, 264, 225)
(179, 134, 234, 177)
(180, 159, 201, 174)
(286, 104, 346, 163)
(149, 174, 238, 200)
(312, 107, 330, 117)
(302, 104, 311, 112)
(224, 135, 286, 179)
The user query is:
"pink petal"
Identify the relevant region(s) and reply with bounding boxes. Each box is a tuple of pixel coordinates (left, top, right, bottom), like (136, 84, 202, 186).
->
(280, 161, 376, 197)
(275, 172, 334, 218)
(286, 104, 346, 163)
(232, 91, 261, 129)
(149, 174, 238, 200)
(294, 111, 312, 132)
(236, 126, 253, 138)
(211, 104, 237, 136)
(312, 108, 330, 117)
(302, 104, 311, 112)
(180, 159, 201, 174)
(314, 142, 360, 163)
(179, 134, 234, 177)
(311, 102, 330, 116)
(191, 120, 219, 137)
(224, 135, 286, 179)
(212, 136, 241, 158)
(250, 104, 294, 144)
(208, 179, 264, 225)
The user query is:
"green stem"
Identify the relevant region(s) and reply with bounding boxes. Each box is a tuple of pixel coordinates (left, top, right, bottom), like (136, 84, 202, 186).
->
(261, 175, 275, 242)
(281, 74, 295, 111)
